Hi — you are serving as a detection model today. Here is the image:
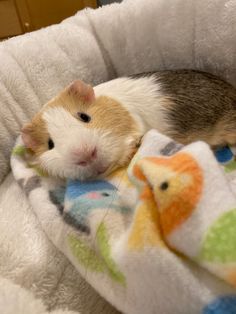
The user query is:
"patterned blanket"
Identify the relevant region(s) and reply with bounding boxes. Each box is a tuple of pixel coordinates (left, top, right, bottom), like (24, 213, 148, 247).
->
(11, 130, 236, 314)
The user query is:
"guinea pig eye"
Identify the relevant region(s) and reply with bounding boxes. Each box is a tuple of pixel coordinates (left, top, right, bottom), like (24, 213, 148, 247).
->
(160, 181, 169, 191)
(77, 112, 91, 123)
(48, 138, 54, 150)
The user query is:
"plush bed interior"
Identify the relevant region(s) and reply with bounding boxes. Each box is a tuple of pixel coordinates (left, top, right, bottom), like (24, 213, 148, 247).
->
(0, 0, 235, 313)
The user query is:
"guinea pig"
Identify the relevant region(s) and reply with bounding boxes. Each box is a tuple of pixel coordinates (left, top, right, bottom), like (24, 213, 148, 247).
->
(21, 69, 236, 180)
(21, 80, 141, 180)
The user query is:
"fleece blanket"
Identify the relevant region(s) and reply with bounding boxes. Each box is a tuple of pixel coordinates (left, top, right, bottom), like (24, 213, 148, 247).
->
(1, 0, 235, 313)
(11, 130, 236, 314)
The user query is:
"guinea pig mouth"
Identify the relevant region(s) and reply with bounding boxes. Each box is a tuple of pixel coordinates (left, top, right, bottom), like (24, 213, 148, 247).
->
(95, 165, 109, 175)
(76, 163, 109, 176)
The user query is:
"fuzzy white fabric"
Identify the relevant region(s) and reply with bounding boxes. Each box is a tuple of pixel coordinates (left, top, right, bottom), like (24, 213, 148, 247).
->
(0, 174, 118, 313)
(0, 0, 235, 312)
(0, 276, 78, 314)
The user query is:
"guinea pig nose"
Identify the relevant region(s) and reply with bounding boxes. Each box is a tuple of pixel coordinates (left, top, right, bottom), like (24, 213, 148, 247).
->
(73, 147, 97, 166)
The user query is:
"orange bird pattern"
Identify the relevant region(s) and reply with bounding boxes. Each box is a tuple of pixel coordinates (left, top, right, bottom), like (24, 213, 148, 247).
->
(133, 152, 203, 237)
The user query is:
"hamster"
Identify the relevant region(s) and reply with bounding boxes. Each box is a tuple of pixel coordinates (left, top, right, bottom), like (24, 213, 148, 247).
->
(21, 69, 236, 180)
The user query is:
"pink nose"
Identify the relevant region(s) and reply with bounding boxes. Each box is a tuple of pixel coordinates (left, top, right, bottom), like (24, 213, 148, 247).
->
(72, 147, 97, 166)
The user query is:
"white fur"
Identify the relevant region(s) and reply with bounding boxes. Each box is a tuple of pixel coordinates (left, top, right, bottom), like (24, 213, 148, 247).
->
(42, 107, 135, 179)
(95, 76, 168, 134)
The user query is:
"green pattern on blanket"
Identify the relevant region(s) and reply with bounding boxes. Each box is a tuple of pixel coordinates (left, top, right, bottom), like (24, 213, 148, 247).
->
(68, 234, 106, 272)
(12, 145, 48, 177)
(224, 160, 236, 173)
(12, 145, 27, 156)
(97, 223, 126, 286)
(28, 164, 48, 177)
(68, 223, 126, 285)
(199, 209, 236, 263)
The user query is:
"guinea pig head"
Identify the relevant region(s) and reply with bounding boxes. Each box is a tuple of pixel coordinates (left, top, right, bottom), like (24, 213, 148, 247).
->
(21, 80, 141, 180)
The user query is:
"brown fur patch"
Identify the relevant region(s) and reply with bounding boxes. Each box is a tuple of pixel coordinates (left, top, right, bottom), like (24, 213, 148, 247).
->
(23, 115, 49, 156)
(156, 70, 236, 146)
(51, 88, 139, 138)
(166, 115, 236, 147)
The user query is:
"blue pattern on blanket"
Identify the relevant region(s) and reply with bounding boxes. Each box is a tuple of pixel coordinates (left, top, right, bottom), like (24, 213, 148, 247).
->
(203, 296, 236, 314)
(66, 180, 117, 199)
(64, 179, 130, 229)
(214, 146, 234, 164)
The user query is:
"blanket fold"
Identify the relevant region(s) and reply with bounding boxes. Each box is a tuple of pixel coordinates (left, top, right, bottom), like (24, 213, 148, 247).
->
(11, 130, 236, 314)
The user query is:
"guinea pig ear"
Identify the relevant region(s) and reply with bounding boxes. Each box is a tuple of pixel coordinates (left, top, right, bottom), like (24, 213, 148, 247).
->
(21, 124, 39, 151)
(68, 80, 95, 104)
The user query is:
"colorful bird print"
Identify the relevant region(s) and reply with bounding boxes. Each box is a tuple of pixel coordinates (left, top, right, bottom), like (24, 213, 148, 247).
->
(133, 152, 203, 237)
(199, 208, 236, 287)
(64, 179, 130, 232)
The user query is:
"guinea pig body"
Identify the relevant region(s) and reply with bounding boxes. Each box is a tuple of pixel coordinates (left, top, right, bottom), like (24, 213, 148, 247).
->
(21, 70, 236, 180)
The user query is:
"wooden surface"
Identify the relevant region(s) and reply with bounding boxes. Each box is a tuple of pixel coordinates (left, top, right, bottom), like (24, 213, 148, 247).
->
(0, 0, 97, 39)
(0, 0, 23, 38)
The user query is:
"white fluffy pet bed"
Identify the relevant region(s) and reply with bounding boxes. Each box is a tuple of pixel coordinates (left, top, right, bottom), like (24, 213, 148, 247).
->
(0, 0, 235, 313)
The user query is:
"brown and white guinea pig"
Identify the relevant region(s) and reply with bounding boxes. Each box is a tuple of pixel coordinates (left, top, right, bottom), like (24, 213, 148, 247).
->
(21, 69, 236, 180)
